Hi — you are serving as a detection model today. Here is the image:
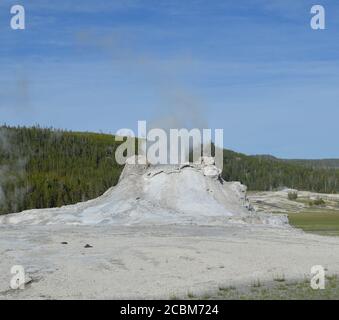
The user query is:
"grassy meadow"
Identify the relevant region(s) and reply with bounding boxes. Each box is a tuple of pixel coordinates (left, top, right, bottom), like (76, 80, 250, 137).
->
(288, 210, 339, 236)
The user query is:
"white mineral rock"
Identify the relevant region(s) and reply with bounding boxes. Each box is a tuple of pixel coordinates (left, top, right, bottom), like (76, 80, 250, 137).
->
(0, 158, 287, 227)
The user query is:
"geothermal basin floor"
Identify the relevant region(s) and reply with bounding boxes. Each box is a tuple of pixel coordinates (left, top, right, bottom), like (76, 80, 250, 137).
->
(1, 224, 339, 299)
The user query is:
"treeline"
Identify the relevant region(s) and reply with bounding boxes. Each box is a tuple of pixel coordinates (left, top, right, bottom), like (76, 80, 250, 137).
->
(0, 126, 124, 215)
(1, 125, 339, 215)
(222, 150, 339, 193)
(285, 159, 339, 169)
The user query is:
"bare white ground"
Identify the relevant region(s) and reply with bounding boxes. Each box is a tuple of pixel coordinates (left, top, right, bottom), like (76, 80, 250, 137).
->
(1, 225, 339, 299)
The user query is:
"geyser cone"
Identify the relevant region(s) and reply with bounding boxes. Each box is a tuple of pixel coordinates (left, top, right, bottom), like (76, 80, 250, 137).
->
(0, 156, 288, 226)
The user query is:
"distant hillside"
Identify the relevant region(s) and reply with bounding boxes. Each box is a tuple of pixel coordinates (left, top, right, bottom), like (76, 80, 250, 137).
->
(222, 150, 339, 193)
(1, 125, 339, 215)
(284, 159, 339, 169)
(252, 155, 339, 169)
(0, 126, 124, 215)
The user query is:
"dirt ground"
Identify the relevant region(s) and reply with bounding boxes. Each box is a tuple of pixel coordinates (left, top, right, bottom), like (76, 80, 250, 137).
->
(1, 224, 339, 299)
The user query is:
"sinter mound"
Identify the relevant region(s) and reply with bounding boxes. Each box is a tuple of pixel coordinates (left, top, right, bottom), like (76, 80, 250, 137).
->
(0, 156, 288, 226)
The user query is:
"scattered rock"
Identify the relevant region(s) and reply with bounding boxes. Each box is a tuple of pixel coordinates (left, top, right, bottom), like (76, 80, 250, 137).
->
(24, 276, 33, 286)
(84, 244, 93, 248)
(199, 156, 215, 166)
(61, 242, 68, 245)
(204, 166, 222, 177)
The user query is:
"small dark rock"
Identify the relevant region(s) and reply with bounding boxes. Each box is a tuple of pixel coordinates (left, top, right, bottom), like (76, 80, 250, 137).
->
(84, 244, 93, 248)
(61, 242, 68, 245)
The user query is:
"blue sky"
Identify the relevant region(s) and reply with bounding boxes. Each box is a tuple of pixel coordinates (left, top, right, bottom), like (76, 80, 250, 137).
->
(0, 0, 339, 158)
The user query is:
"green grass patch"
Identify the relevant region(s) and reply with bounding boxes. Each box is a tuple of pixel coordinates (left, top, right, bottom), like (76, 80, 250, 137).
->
(288, 210, 339, 236)
(188, 276, 339, 300)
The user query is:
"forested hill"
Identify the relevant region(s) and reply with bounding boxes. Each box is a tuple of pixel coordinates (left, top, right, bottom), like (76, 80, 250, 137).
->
(222, 150, 339, 193)
(1, 125, 339, 215)
(251, 155, 339, 169)
(0, 126, 124, 215)
(284, 159, 339, 169)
